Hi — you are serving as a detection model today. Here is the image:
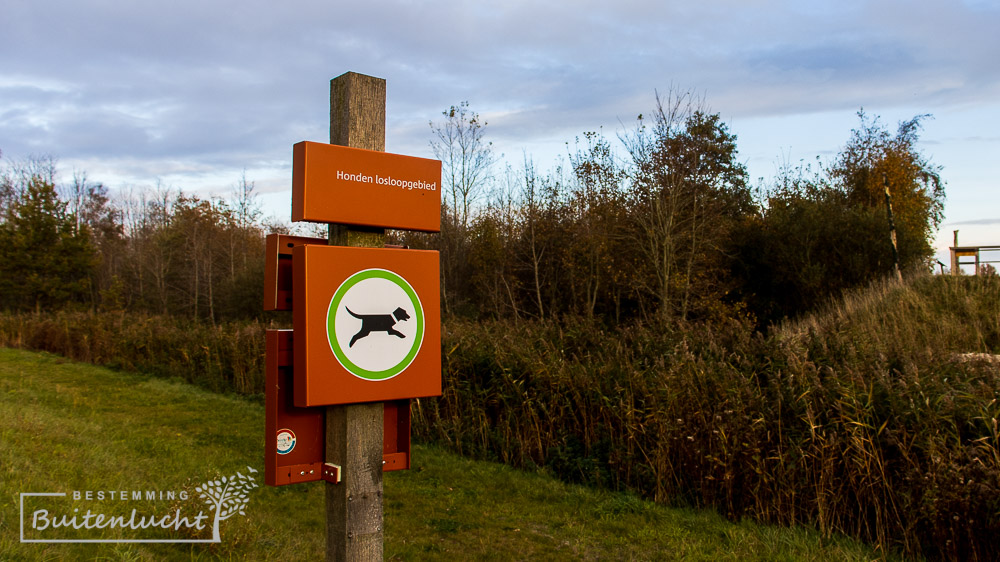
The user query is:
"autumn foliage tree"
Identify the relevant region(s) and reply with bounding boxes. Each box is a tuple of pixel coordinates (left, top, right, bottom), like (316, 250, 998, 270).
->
(733, 111, 946, 325)
(828, 110, 944, 267)
(427, 101, 946, 329)
(115, 189, 266, 322)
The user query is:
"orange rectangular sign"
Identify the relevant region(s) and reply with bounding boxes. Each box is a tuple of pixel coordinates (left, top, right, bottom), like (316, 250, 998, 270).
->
(292, 141, 442, 232)
(292, 245, 441, 406)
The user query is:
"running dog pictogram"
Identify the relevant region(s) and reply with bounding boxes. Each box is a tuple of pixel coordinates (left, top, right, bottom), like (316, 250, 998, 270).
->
(346, 306, 410, 347)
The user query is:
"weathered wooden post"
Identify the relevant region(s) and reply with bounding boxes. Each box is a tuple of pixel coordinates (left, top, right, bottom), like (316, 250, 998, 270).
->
(952, 230, 960, 275)
(882, 173, 903, 283)
(326, 71, 387, 561)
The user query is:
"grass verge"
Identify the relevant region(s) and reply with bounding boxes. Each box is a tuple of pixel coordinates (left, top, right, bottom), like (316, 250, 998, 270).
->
(0, 348, 890, 561)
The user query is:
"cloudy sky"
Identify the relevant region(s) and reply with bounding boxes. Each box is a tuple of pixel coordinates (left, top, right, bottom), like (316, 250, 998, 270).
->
(2, 0, 998, 266)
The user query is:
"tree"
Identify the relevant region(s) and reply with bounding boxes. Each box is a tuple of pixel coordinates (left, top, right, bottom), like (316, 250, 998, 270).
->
(566, 131, 629, 319)
(119, 184, 179, 314)
(64, 171, 125, 310)
(732, 183, 888, 325)
(623, 91, 752, 322)
(430, 101, 496, 230)
(0, 149, 9, 219)
(464, 163, 524, 319)
(429, 102, 497, 316)
(229, 170, 262, 231)
(467, 209, 518, 319)
(0, 176, 95, 312)
(218, 174, 266, 321)
(827, 110, 945, 269)
(1, 153, 57, 222)
(516, 156, 553, 319)
(732, 111, 947, 326)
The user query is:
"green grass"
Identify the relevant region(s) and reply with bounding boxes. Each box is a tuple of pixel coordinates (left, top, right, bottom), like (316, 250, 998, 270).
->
(0, 348, 890, 561)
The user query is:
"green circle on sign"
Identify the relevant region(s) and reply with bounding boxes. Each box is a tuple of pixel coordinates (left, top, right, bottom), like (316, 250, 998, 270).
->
(326, 268, 424, 380)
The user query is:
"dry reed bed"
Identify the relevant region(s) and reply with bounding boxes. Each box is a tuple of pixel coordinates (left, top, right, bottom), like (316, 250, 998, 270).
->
(1, 275, 998, 559)
(417, 275, 1000, 560)
(0, 313, 266, 395)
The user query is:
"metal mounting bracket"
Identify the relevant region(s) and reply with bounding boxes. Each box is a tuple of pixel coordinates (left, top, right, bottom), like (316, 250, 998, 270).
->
(322, 463, 342, 484)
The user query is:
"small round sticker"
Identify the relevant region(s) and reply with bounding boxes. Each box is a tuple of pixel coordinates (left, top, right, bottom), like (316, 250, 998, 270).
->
(276, 429, 296, 455)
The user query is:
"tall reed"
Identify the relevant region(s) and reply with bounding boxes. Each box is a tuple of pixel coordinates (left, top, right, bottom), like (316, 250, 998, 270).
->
(2, 274, 998, 558)
(415, 275, 1000, 560)
(0, 311, 267, 395)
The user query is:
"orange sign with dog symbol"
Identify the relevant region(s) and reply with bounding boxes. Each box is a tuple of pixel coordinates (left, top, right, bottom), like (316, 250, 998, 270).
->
(292, 244, 441, 406)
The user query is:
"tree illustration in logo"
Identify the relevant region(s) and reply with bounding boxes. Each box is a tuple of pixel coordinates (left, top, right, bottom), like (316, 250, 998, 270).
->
(195, 466, 259, 542)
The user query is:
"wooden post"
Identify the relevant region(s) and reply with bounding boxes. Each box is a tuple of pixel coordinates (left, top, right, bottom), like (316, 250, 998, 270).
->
(882, 173, 903, 283)
(326, 71, 386, 562)
(952, 230, 960, 276)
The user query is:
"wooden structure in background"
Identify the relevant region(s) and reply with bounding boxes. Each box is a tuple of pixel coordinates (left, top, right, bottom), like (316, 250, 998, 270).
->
(949, 230, 1000, 275)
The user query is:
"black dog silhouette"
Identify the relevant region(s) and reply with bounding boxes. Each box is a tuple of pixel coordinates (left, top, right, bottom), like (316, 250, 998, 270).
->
(346, 306, 410, 347)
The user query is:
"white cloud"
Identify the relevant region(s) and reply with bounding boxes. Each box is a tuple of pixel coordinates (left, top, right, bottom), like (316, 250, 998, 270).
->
(1, 0, 998, 226)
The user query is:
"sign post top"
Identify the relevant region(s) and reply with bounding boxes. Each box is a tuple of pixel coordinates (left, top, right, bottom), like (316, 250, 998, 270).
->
(330, 73, 386, 151)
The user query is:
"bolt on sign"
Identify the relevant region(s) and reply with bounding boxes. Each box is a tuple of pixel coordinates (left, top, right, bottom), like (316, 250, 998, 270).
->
(293, 245, 441, 406)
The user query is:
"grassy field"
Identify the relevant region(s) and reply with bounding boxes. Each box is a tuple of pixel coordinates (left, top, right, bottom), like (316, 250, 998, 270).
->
(0, 347, 891, 561)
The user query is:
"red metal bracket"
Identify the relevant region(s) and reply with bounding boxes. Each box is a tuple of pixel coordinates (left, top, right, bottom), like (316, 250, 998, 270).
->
(322, 463, 342, 484)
